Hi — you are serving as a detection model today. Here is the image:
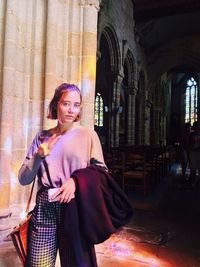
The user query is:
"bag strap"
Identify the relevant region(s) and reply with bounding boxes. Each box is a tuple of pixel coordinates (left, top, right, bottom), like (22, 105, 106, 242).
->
(43, 159, 54, 188)
(25, 155, 53, 213)
(25, 179, 35, 214)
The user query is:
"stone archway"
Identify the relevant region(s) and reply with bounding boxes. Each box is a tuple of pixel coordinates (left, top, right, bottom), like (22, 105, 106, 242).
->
(95, 25, 120, 149)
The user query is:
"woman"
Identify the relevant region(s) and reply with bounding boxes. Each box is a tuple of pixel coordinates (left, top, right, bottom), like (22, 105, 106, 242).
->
(18, 83, 105, 267)
(179, 122, 191, 180)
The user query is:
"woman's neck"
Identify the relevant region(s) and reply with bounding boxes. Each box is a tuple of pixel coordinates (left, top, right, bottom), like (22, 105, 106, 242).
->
(56, 122, 74, 134)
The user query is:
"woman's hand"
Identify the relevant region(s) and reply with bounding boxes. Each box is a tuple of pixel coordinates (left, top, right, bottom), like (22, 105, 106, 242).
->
(37, 134, 61, 158)
(59, 178, 76, 203)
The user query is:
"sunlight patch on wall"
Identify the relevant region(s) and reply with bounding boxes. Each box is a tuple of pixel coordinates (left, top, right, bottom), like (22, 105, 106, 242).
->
(81, 56, 96, 97)
(10, 171, 17, 189)
(82, 76, 93, 96)
(23, 117, 29, 136)
(3, 137, 12, 155)
(85, 57, 96, 81)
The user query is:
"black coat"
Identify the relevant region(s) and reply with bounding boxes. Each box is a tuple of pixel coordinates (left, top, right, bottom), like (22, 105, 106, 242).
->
(71, 164, 133, 244)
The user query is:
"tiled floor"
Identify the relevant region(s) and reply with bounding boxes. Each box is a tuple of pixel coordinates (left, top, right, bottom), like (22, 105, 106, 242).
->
(1, 164, 200, 267)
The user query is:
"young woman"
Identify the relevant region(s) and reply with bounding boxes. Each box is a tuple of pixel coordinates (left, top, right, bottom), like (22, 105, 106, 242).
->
(18, 83, 105, 267)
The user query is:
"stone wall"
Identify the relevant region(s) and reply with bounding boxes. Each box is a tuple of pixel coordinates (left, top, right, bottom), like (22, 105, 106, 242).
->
(0, 0, 100, 219)
(97, 0, 149, 146)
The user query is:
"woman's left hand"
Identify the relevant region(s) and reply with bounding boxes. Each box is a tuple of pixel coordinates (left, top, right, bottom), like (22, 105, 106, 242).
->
(59, 178, 76, 203)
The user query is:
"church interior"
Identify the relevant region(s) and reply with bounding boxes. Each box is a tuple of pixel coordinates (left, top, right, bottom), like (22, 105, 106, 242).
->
(0, 0, 200, 266)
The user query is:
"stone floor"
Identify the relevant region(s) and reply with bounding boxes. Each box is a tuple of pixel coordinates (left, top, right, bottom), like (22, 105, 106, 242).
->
(1, 163, 200, 267)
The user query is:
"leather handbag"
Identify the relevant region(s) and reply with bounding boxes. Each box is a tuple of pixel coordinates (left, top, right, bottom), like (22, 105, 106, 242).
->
(9, 179, 35, 266)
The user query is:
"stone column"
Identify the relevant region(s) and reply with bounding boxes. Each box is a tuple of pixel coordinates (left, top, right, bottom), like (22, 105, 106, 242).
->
(79, 0, 100, 128)
(43, 0, 59, 129)
(0, 0, 48, 225)
(0, 0, 18, 211)
(111, 73, 123, 147)
(144, 100, 151, 145)
(133, 77, 138, 144)
(127, 88, 136, 145)
(154, 106, 161, 145)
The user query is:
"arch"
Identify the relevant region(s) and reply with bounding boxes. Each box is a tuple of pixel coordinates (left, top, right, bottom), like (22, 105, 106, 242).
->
(119, 49, 136, 145)
(124, 49, 136, 88)
(95, 25, 121, 148)
(148, 35, 200, 86)
(100, 25, 121, 77)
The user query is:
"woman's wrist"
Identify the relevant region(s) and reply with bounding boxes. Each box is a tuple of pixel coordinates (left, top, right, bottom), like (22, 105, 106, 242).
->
(36, 151, 45, 159)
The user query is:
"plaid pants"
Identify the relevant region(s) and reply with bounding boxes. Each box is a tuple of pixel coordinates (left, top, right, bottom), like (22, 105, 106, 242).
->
(25, 189, 78, 267)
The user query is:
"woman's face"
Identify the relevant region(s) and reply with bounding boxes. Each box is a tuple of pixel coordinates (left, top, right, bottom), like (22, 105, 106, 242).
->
(57, 91, 81, 124)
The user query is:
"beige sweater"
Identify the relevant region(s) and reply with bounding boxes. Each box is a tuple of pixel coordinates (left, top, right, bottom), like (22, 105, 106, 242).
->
(18, 126, 105, 187)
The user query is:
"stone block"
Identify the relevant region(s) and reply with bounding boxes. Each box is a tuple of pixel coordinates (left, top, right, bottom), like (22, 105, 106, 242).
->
(83, 7, 98, 32)
(44, 74, 58, 96)
(12, 127, 27, 150)
(1, 68, 15, 95)
(1, 96, 14, 123)
(46, 23, 57, 47)
(28, 100, 43, 127)
(81, 55, 96, 80)
(32, 53, 45, 76)
(14, 72, 26, 98)
(82, 32, 97, 55)
(70, 56, 81, 82)
(0, 183, 10, 209)
(45, 47, 57, 74)
(4, 41, 17, 68)
(67, 33, 81, 56)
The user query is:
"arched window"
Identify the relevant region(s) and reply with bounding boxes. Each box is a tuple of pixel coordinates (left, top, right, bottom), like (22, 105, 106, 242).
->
(185, 77, 198, 124)
(95, 93, 104, 127)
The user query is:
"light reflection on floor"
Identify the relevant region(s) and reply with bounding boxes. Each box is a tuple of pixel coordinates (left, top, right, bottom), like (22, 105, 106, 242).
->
(96, 228, 171, 267)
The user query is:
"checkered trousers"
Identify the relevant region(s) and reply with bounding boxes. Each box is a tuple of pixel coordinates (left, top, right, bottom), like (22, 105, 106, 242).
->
(25, 189, 78, 267)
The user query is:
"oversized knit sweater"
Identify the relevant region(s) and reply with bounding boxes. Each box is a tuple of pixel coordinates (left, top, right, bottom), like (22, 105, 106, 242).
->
(18, 126, 105, 188)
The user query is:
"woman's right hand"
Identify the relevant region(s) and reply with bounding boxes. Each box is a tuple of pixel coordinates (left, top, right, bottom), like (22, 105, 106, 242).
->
(37, 134, 61, 158)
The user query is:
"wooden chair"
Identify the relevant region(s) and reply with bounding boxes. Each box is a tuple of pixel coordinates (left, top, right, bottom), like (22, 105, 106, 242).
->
(104, 149, 123, 186)
(122, 150, 150, 195)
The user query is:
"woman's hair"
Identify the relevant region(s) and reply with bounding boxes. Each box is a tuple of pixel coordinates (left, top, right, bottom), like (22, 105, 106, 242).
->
(47, 83, 82, 121)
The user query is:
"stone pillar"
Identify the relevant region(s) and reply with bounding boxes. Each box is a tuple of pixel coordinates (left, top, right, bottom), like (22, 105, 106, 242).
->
(154, 106, 161, 145)
(26, 1, 47, 140)
(127, 89, 136, 145)
(144, 100, 151, 145)
(110, 73, 123, 147)
(0, 0, 100, 223)
(0, 0, 18, 210)
(0, 1, 49, 227)
(133, 77, 138, 145)
(79, 0, 100, 128)
(43, 0, 59, 129)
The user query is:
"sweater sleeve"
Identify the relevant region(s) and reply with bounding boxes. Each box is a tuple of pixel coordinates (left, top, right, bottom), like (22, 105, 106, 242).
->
(18, 131, 44, 185)
(90, 129, 107, 169)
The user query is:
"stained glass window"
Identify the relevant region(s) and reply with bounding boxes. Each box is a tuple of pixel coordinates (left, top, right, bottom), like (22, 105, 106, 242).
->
(95, 93, 104, 126)
(185, 77, 198, 124)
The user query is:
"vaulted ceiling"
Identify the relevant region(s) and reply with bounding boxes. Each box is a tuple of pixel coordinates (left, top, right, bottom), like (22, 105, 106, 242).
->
(132, 0, 200, 82)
